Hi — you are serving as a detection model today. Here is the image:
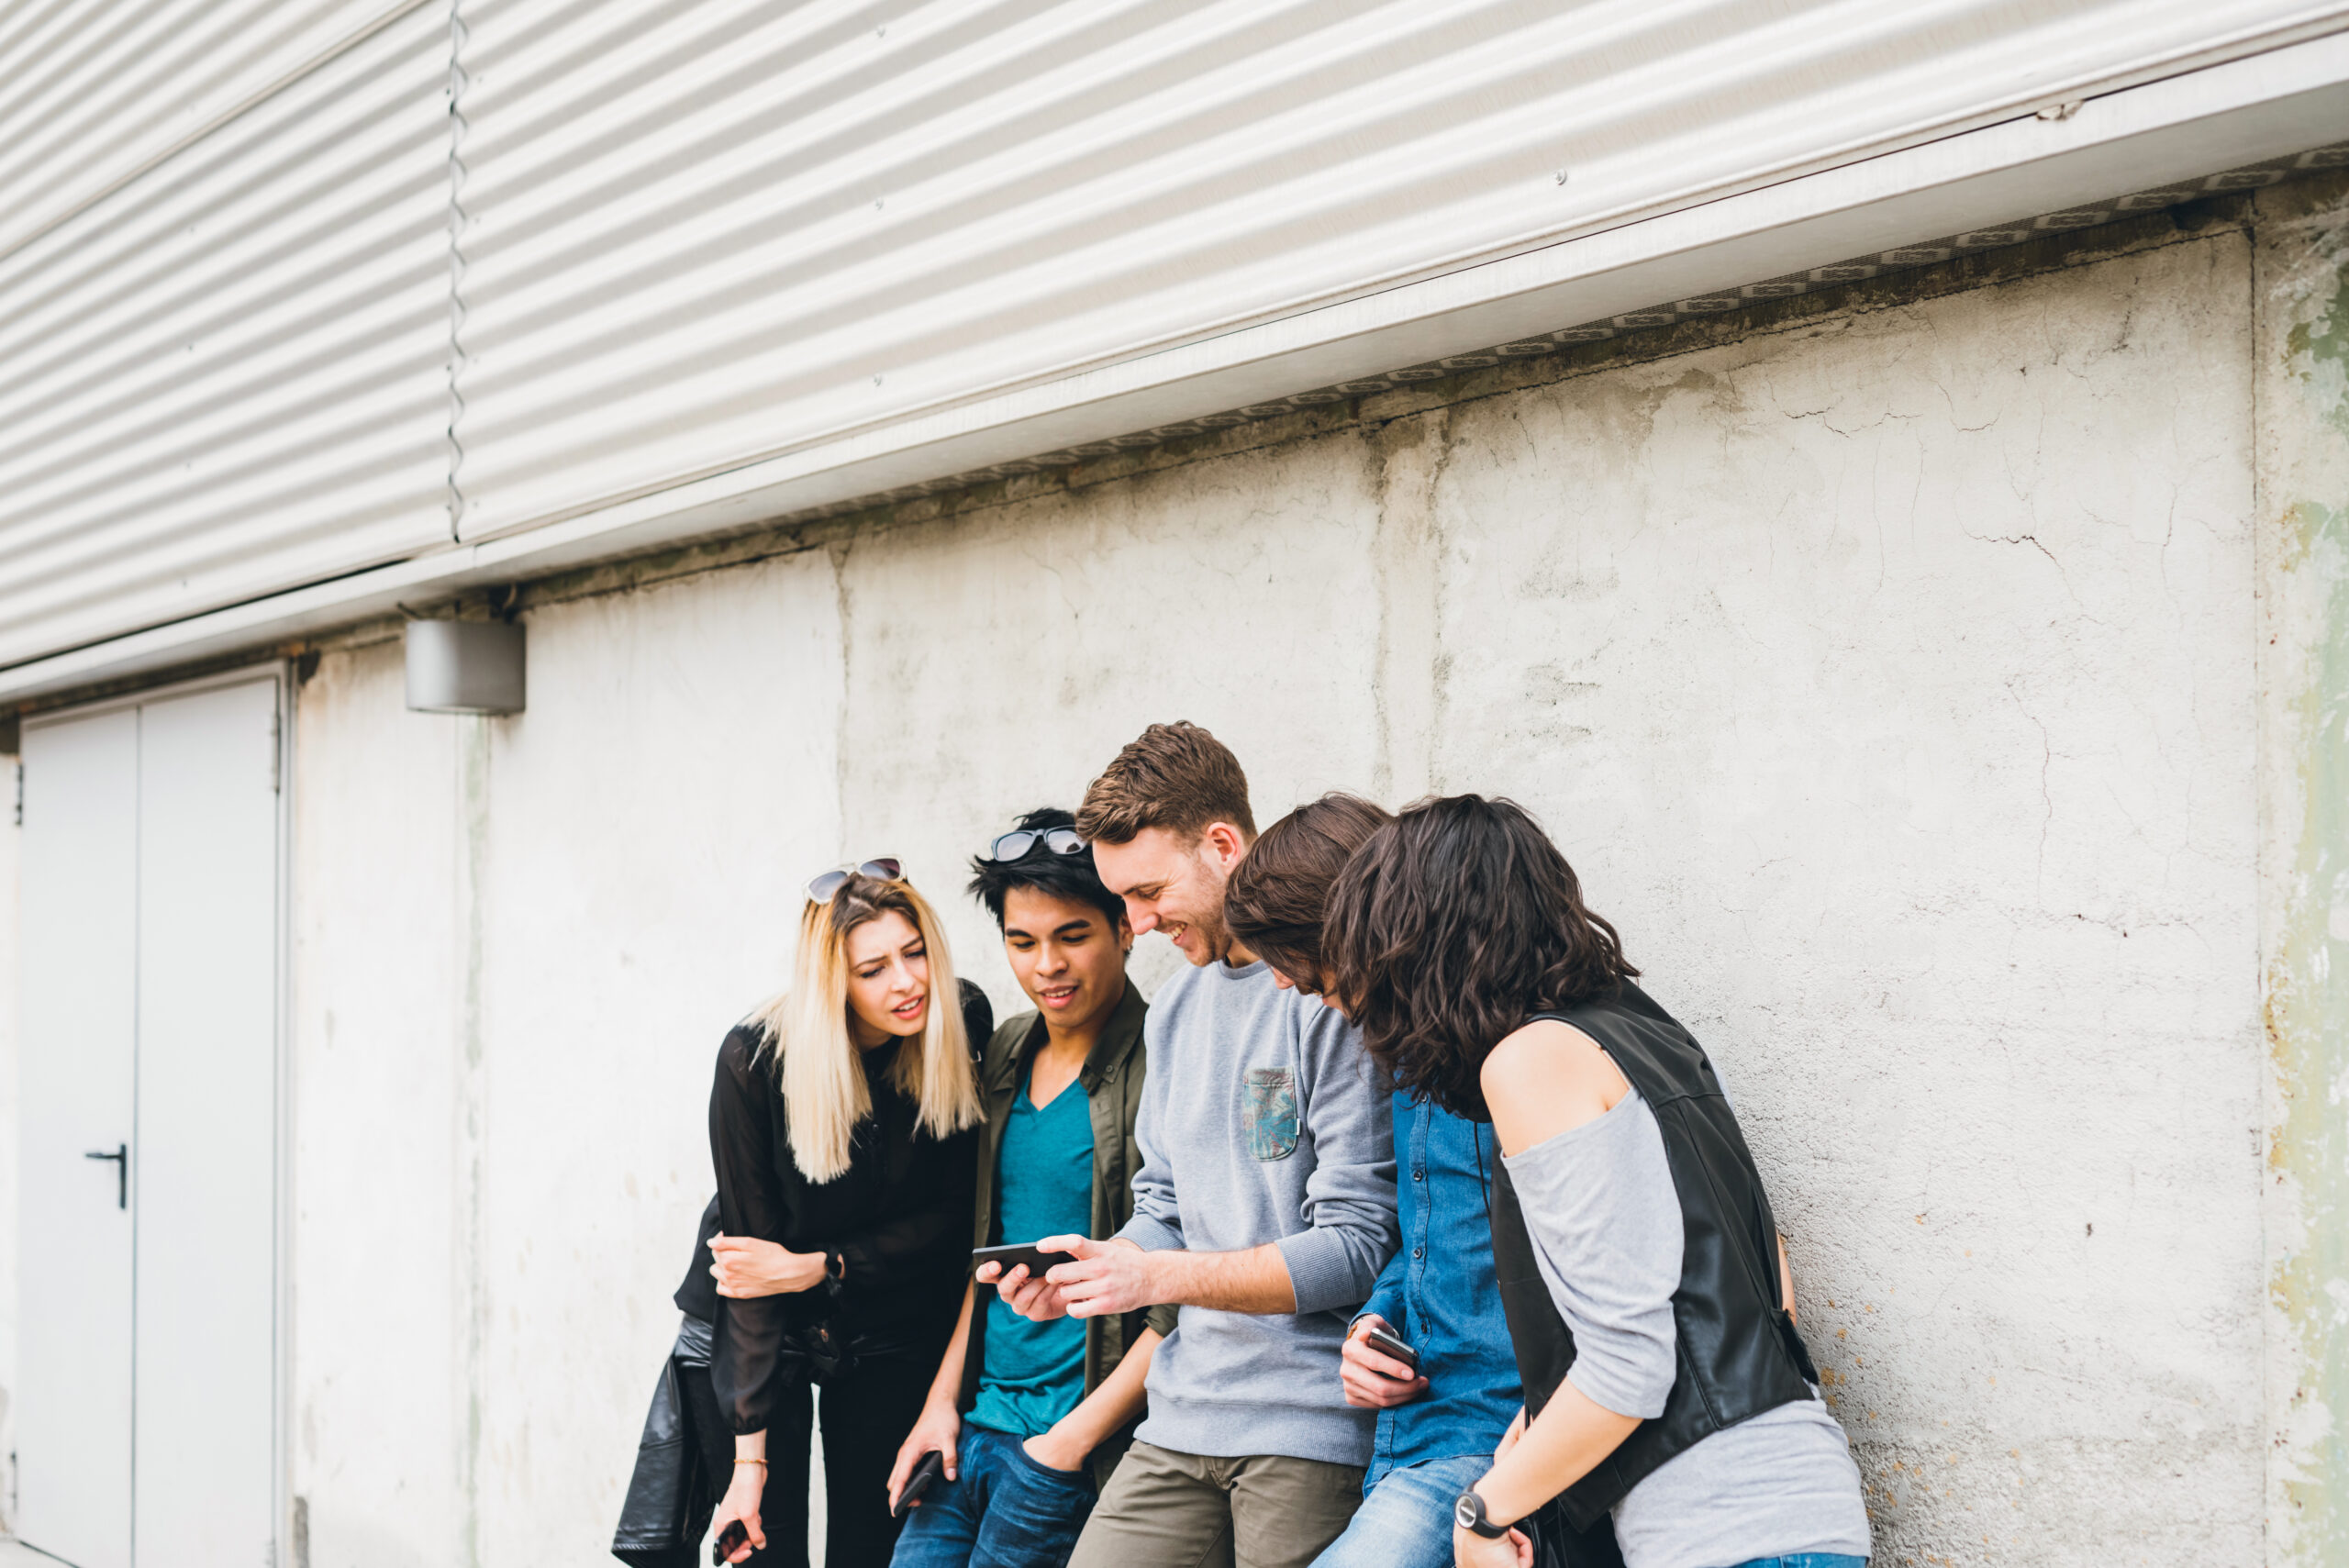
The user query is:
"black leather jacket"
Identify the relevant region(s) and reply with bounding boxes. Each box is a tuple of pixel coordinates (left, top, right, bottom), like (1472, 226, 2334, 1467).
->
(1488, 980, 1820, 1529)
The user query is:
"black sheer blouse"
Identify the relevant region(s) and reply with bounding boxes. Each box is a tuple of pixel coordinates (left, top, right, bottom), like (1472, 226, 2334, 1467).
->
(707, 981, 991, 1433)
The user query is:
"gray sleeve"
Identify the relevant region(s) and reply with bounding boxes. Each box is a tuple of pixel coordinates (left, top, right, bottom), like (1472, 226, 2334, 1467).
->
(1503, 1088, 1683, 1419)
(1116, 1010, 1185, 1253)
(1275, 998, 1399, 1315)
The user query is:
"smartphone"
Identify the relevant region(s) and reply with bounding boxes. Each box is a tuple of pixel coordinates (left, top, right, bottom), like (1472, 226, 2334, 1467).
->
(712, 1518, 749, 1564)
(892, 1449, 948, 1519)
(971, 1241, 1076, 1276)
(1362, 1321, 1422, 1374)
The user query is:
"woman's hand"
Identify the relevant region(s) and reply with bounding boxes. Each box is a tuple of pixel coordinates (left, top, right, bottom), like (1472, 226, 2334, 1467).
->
(1022, 1424, 1088, 1473)
(713, 1460, 766, 1564)
(1339, 1315, 1428, 1408)
(710, 1232, 829, 1297)
(1453, 1522, 1534, 1568)
(885, 1399, 961, 1511)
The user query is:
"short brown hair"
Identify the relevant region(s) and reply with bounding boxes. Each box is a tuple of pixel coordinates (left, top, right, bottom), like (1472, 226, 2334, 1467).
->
(1076, 721, 1256, 845)
(1224, 793, 1392, 986)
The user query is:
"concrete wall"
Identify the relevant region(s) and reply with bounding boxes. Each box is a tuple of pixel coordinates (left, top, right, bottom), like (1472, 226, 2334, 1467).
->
(2254, 177, 2349, 1567)
(256, 183, 2331, 1567)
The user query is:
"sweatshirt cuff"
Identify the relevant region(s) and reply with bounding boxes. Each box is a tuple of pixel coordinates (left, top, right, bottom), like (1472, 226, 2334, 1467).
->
(1119, 1213, 1186, 1254)
(1276, 1227, 1373, 1316)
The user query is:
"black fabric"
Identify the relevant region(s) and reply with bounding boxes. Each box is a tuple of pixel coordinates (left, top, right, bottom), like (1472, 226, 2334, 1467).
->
(709, 981, 993, 1434)
(612, 1351, 715, 1567)
(807, 1347, 939, 1566)
(1520, 1498, 1629, 1568)
(1486, 979, 1821, 1532)
(614, 1320, 738, 1566)
(709, 1345, 932, 1568)
(742, 1376, 817, 1568)
(675, 1195, 722, 1322)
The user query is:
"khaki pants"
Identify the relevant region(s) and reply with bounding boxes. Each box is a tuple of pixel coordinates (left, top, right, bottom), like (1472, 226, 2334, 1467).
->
(1064, 1440, 1365, 1568)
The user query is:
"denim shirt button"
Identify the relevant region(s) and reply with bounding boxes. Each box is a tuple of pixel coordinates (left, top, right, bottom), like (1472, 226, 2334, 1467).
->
(1413, 1169, 1425, 1181)
(1413, 1246, 1424, 1259)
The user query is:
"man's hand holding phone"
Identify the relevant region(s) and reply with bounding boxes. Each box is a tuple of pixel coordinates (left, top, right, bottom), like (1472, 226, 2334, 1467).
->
(1341, 1314, 1429, 1408)
(975, 1256, 1069, 1322)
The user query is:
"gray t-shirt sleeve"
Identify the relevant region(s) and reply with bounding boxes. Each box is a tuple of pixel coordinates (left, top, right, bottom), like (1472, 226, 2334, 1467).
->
(1274, 995, 1398, 1314)
(1118, 1003, 1186, 1252)
(1502, 1086, 1683, 1420)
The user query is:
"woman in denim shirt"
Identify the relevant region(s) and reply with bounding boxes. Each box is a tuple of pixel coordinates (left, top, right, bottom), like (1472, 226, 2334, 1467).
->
(1223, 794, 1522, 1568)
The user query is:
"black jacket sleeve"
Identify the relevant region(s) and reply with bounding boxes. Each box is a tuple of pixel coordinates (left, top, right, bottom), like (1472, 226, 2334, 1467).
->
(707, 1025, 794, 1434)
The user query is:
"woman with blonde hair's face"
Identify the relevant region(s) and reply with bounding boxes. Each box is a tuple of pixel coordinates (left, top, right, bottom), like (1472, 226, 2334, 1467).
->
(843, 908, 932, 1045)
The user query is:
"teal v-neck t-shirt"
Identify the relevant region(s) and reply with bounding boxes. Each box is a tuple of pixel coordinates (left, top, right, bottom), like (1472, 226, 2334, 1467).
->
(970, 1066, 1095, 1439)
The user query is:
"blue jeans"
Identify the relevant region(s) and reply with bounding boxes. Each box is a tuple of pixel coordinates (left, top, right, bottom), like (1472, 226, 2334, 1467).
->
(1308, 1453, 1489, 1568)
(889, 1424, 1097, 1568)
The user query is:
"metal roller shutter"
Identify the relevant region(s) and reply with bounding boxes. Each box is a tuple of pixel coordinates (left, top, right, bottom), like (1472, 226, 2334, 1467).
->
(449, 0, 2340, 543)
(0, 1, 454, 670)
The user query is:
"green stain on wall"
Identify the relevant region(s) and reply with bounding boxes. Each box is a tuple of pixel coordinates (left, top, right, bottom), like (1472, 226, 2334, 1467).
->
(2270, 213, 2349, 1565)
(2271, 495, 2349, 1552)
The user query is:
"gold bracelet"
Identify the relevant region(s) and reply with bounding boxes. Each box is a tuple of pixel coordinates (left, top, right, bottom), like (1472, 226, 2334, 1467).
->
(733, 1458, 768, 1467)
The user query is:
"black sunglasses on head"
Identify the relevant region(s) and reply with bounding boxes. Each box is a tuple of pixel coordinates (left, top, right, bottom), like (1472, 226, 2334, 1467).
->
(981, 827, 1085, 862)
(806, 858, 902, 903)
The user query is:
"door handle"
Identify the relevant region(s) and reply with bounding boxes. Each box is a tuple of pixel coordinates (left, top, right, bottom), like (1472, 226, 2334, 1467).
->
(83, 1143, 127, 1209)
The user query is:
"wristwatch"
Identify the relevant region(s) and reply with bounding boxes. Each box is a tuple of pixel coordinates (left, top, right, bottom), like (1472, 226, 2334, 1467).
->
(1453, 1487, 1510, 1540)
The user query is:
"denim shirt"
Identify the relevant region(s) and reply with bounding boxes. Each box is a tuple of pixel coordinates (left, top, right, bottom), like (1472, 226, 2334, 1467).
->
(1357, 1090, 1522, 1485)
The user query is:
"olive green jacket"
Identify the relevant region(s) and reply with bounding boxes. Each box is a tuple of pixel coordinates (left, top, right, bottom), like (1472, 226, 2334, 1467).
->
(959, 981, 1175, 1487)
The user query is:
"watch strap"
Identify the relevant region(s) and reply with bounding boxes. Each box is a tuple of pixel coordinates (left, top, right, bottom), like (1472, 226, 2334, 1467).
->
(1453, 1487, 1510, 1539)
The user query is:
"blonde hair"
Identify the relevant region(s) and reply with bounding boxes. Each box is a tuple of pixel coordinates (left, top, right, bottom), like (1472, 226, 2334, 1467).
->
(750, 874, 981, 1183)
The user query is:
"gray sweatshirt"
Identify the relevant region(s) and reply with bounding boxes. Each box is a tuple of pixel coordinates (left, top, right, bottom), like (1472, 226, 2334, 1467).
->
(1117, 957, 1398, 1465)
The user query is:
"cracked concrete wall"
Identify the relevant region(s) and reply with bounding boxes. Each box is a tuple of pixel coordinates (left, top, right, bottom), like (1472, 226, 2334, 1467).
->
(271, 191, 2344, 1566)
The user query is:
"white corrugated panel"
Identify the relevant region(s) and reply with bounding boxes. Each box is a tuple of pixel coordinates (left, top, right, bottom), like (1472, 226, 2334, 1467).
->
(451, 0, 2343, 541)
(0, 2, 453, 669)
(0, 0, 424, 260)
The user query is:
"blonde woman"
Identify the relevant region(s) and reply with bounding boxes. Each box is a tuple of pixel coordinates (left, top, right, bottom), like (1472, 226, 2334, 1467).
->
(707, 862, 992, 1568)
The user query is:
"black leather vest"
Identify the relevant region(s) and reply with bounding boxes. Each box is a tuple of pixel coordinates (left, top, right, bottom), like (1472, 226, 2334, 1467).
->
(1487, 980, 1820, 1531)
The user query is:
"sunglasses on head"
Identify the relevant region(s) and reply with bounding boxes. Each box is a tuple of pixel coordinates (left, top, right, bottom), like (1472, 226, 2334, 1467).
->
(806, 858, 902, 903)
(981, 827, 1086, 863)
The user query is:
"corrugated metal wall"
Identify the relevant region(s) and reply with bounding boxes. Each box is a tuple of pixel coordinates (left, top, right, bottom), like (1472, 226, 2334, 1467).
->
(0, 0, 425, 259)
(448, 0, 2329, 540)
(0, 2, 453, 669)
(0, 0, 2342, 666)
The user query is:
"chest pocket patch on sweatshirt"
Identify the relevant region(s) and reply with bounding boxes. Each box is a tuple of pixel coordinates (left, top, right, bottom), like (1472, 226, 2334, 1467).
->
(1243, 1068, 1299, 1161)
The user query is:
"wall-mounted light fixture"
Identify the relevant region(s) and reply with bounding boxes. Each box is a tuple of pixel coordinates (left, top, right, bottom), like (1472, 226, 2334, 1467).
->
(405, 619, 525, 714)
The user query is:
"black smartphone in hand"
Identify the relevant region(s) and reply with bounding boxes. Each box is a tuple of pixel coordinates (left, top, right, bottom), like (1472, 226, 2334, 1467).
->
(971, 1242, 1076, 1276)
(1363, 1321, 1422, 1374)
(892, 1449, 947, 1519)
(712, 1519, 749, 1564)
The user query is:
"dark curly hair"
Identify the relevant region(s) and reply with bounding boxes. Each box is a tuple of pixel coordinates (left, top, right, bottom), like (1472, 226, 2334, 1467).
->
(966, 806, 1124, 929)
(1223, 793, 1392, 990)
(1322, 795, 1638, 1118)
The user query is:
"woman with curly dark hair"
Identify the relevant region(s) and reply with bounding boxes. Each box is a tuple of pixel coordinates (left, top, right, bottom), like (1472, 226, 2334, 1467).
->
(1322, 796, 1869, 1568)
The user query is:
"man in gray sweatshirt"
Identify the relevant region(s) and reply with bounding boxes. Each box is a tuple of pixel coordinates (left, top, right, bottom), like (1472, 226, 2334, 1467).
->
(996, 722, 1398, 1568)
